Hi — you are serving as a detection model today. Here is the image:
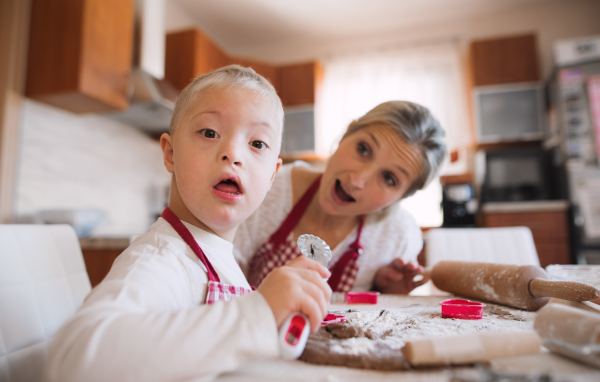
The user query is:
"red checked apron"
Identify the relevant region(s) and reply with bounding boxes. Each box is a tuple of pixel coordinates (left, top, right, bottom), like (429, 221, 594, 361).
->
(162, 207, 252, 304)
(247, 176, 365, 292)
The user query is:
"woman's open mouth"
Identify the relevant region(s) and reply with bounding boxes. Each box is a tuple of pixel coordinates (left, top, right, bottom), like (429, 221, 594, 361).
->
(213, 178, 243, 202)
(333, 179, 355, 204)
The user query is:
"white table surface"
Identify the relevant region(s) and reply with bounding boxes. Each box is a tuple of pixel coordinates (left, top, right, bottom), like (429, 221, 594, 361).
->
(215, 295, 600, 382)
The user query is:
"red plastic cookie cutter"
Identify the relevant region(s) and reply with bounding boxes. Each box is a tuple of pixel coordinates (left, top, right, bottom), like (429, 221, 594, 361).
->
(322, 313, 346, 325)
(439, 299, 486, 320)
(345, 291, 380, 304)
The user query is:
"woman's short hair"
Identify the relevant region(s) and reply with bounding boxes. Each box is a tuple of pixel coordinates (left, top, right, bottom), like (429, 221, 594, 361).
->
(342, 101, 446, 198)
(169, 65, 284, 140)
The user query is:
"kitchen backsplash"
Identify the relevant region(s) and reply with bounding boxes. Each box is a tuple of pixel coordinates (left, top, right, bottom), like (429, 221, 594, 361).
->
(16, 99, 171, 237)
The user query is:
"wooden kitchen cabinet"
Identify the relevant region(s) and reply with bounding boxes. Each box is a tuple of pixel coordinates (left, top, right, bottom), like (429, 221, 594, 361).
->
(165, 29, 230, 91)
(165, 28, 321, 107)
(483, 202, 571, 268)
(165, 28, 278, 91)
(470, 34, 540, 86)
(81, 249, 123, 287)
(25, 0, 134, 113)
(276, 62, 323, 106)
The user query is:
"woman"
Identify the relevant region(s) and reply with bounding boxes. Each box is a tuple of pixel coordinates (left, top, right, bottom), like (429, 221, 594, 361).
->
(233, 101, 446, 294)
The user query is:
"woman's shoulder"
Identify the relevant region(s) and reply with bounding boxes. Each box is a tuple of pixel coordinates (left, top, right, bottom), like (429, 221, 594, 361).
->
(290, 161, 322, 204)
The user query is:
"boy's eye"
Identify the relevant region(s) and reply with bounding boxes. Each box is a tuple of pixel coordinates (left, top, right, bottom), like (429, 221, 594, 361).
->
(383, 172, 397, 187)
(357, 142, 370, 157)
(199, 129, 219, 139)
(250, 140, 268, 150)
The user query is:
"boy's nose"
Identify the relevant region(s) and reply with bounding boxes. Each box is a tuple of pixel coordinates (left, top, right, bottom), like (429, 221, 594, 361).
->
(221, 155, 241, 166)
(219, 140, 243, 166)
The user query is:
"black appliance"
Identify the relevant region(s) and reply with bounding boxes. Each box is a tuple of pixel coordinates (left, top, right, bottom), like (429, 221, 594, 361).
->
(442, 183, 477, 227)
(481, 148, 562, 203)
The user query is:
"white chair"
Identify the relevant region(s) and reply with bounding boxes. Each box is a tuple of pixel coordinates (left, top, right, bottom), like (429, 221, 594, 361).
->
(0, 224, 91, 382)
(425, 226, 540, 267)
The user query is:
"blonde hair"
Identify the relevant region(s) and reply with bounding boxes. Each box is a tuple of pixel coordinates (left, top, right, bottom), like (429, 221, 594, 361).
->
(169, 65, 284, 139)
(343, 101, 446, 198)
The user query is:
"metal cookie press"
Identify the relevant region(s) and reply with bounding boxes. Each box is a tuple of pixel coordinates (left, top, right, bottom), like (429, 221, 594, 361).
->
(278, 234, 332, 360)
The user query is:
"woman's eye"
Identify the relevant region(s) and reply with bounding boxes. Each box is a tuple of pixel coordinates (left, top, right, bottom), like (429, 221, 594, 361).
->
(383, 172, 397, 187)
(199, 129, 219, 139)
(250, 140, 268, 150)
(357, 142, 370, 157)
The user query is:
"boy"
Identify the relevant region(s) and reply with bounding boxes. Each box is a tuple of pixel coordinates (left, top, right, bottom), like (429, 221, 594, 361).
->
(44, 66, 331, 382)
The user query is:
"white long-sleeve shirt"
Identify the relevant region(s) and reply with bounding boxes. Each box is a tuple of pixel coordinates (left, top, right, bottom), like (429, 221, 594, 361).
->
(233, 162, 424, 291)
(44, 217, 279, 382)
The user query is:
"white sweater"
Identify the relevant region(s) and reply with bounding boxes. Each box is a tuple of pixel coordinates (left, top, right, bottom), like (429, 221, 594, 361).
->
(44, 218, 279, 382)
(233, 162, 423, 291)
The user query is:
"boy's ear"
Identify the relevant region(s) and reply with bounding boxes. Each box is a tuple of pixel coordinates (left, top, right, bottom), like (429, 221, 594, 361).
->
(160, 133, 175, 173)
(267, 158, 283, 191)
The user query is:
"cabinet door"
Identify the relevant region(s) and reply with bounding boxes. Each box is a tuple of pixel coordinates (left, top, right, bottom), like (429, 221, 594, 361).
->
(470, 34, 540, 86)
(483, 210, 571, 267)
(165, 29, 230, 91)
(25, 0, 134, 113)
(277, 62, 323, 106)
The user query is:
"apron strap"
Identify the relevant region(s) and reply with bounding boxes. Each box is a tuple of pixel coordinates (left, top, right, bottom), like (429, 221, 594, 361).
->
(270, 174, 322, 243)
(327, 216, 365, 290)
(161, 207, 220, 283)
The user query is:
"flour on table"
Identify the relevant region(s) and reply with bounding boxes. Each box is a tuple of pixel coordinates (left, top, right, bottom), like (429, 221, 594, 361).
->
(300, 303, 535, 370)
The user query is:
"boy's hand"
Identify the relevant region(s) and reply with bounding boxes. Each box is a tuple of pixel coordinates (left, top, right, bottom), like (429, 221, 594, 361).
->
(257, 256, 331, 332)
(373, 258, 428, 294)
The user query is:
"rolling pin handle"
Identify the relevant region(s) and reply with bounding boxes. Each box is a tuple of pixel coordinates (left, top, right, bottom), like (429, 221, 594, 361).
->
(528, 278, 600, 301)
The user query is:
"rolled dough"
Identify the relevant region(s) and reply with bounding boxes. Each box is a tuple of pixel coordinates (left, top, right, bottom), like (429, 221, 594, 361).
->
(299, 304, 535, 370)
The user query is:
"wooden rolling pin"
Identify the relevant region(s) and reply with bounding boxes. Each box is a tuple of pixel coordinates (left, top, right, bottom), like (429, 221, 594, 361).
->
(402, 331, 541, 366)
(423, 261, 600, 311)
(534, 303, 600, 345)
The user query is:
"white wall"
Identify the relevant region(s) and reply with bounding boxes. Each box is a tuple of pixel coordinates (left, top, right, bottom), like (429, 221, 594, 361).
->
(15, 100, 171, 237)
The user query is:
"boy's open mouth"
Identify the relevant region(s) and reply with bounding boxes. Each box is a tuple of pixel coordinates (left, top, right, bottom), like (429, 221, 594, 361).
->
(214, 179, 241, 195)
(335, 179, 355, 202)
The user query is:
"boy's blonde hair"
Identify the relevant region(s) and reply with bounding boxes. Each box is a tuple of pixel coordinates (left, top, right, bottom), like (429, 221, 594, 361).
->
(169, 65, 284, 140)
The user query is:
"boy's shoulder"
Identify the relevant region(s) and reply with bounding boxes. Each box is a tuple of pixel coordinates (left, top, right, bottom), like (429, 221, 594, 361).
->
(127, 217, 188, 258)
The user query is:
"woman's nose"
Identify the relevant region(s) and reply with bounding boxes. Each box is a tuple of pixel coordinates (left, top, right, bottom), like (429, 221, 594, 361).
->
(349, 169, 370, 189)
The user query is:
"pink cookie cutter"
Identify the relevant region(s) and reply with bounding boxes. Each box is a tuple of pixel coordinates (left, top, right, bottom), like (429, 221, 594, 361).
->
(322, 313, 346, 325)
(439, 299, 486, 320)
(345, 291, 380, 304)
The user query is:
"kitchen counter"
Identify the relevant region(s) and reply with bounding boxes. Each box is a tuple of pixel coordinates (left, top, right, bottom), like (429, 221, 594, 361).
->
(215, 295, 600, 382)
(482, 200, 569, 213)
(79, 237, 130, 250)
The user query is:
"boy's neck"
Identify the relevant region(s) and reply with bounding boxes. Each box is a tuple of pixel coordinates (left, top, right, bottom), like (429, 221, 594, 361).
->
(167, 178, 236, 242)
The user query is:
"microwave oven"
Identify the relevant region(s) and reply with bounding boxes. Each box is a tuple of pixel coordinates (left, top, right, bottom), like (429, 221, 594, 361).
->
(474, 83, 545, 143)
(481, 148, 557, 202)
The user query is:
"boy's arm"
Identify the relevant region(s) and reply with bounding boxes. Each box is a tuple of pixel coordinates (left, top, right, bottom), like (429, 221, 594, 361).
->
(43, 250, 279, 382)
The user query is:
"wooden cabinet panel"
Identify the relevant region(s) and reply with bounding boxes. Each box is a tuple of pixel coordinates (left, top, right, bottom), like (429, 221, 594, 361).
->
(483, 211, 569, 239)
(165, 28, 322, 107)
(165, 29, 229, 91)
(276, 62, 323, 106)
(483, 210, 571, 267)
(25, 0, 134, 113)
(165, 29, 279, 92)
(82, 249, 123, 287)
(470, 34, 539, 86)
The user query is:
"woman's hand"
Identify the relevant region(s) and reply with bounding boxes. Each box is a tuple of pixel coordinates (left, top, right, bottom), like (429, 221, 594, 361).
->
(257, 256, 331, 332)
(373, 258, 428, 294)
